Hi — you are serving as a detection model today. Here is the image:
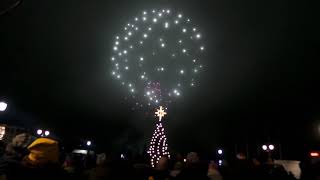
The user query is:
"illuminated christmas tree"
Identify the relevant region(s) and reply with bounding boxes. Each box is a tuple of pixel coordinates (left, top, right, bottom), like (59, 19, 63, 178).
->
(147, 106, 170, 167)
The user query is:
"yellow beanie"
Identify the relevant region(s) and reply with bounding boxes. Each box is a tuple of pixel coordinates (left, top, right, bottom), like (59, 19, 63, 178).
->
(27, 138, 59, 165)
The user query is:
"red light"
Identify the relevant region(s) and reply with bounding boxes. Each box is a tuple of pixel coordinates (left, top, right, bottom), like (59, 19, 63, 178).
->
(310, 152, 319, 157)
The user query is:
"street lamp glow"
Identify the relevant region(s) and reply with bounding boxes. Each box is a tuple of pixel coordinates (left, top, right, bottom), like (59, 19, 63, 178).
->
(0, 102, 8, 111)
(217, 149, 223, 155)
(37, 129, 43, 135)
(87, 141, 92, 146)
(262, 145, 268, 151)
(44, 130, 50, 136)
(269, 144, 275, 150)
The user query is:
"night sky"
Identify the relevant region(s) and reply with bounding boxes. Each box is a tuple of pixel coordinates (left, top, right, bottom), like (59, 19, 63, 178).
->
(0, 0, 319, 158)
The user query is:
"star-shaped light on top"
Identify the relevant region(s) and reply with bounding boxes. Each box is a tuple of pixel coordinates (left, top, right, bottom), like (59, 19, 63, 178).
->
(155, 106, 167, 121)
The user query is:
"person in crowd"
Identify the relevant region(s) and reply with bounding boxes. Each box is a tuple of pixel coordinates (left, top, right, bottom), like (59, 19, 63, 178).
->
(207, 161, 222, 180)
(170, 161, 183, 178)
(175, 152, 209, 180)
(149, 156, 171, 180)
(87, 153, 113, 180)
(0, 133, 33, 180)
(18, 137, 68, 180)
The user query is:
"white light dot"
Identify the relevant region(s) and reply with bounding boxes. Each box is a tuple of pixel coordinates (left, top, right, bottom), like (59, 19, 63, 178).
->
(113, 46, 118, 51)
(131, 24, 134, 27)
(140, 57, 144, 61)
(124, 37, 128, 41)
(111, 57, 115, 61)
(182, 49, 187, 53)
(131, 89, 135, 92)
(158, 13, 162, 17)
(191, 83, 194, 86)
(164, 22, 169, 28)
(143, 17, 147, 21)
(135, 27, 139, 31)
(180, 70, 184, 74)
(140, 41, 143, 44)
(196, 33, 201, 39)
(125, 66, 129, 70)
(128, 32, 132, 36)
(123, 50, 127, 54)
(193, 28, 197, 32)
(200, 46, 205, 51)
(128, 83, 132, 87)
(117, 75, 121, 79)
(143, 34, 148, 38)
(118, 52, 122, 56)
(141, 75, 145, 79)
(112, 71, 115, 75)
(148, 27, 152, 31)
(116, 36, 119, 39)
(161, 67, 164, 71)
(143, 11, 147, 15)
(135, 17, 138, 21)
(124, 27, 127, 30)
(182, 28, 187, 33)
(175, 20, 179, 24)
(115, 41, 119, 45)
(194, 69, 198, 73)
(187, 19, 190, 22)
(166, 10, 170, 14)
(152, 10, 156, 13)
(153, 18, 157, 23)
(130, 45, 133, 49)
(193, 59, 196, 62)
(161, 43, 165, 47)
(178, 14, 182, 18)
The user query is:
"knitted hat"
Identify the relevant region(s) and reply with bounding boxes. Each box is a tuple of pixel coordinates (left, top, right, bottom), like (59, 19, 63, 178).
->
(26, 138, 59, 165)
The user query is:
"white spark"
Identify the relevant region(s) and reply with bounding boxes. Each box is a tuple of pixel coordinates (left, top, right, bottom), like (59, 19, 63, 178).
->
(194, 68, 198, 73)
(175, 20, 179, 24)
(143, 17, 147, 21)
(200, 46, 204, 51)
(140, 41, 143, 44)
(116, 36, 119, 39)
(135, 17, 138, 21)
(187, 19, 190, 22)
(143, 33, 148, 38)
(117, 75, 121, 79)
(111, 57, 115, 61)
(180, 70, 184, 74)
(113, 46, 118, 51)
(115, 41, 119, 45)
(166, 10, 170, 14)
(193, 59, 196, 62)
(152, 10, 156, 13)
(112, 71, 116, 75)
(123, 50, 127, 54)
(124, 36, 128, 41)
(158, 13, 162, 17)
(164, 22, 169, 28)
(182, 28, 187, 33)
(182, 49, 187, 53)
(161, 43, 165, 47)
(140, 57, 144, 61)
(143, 11, 147, 15)
(141, 75, 145, 79)
(130, 45, 133, 49)
(193, 28, 197, 32)
(153, 18, 158, 23)
(125, 66, 129, 70)
(178, 14, 182, 18)
(128, 32, 132, 36)
(148, 27, 152, 31)
(196, 33, 201, 39)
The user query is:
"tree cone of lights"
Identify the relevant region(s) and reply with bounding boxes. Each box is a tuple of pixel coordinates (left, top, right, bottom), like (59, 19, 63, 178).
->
(147, 106, 170, 167)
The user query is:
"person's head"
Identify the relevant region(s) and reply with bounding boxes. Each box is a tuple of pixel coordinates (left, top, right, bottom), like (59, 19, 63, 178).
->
(24, 137, 59, 166)
(252, 158, 261, 166)
(186, 152, 199, 165)
(236, 152, 246, 160)
(156, 157, 169, 170)
(5, 133, 33, 158)
(96, 153, 107, 165)
(208, 161, 219, 170)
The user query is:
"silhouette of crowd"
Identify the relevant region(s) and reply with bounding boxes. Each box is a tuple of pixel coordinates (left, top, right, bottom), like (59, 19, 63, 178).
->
(0, 133, 315, 179)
